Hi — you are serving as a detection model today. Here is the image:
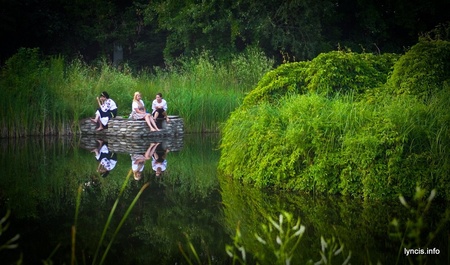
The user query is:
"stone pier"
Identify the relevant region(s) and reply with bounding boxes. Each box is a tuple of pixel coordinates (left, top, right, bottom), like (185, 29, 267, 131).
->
(80, 115, 184, 138)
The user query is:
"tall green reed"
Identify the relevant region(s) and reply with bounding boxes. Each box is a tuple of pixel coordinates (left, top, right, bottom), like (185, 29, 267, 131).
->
(1, 170, 150, 264)
(0, 210, 22, 264)
(140, 48, 274, 132)
(1, 48, 45, 137)
(0, 210, 20, 252)
(1, 47, 273, 135)
(75, 170, 149, 265)
(180, 209, 353, 265)
(1, 49, 93, 136)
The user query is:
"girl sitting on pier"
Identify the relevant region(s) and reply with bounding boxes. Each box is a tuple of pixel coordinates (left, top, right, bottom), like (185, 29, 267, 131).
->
(130, 91, 160, 132)
(91, 91, 118, 131)
(152, 92, 170, 124)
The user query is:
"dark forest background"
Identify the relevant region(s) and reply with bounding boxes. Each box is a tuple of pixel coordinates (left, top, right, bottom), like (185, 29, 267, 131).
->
(1, 0, 449, 70)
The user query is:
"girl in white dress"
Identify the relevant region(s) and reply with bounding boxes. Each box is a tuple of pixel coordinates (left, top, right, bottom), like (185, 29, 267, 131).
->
(130, 91, 159, 131)
(91, 91, 118, 131)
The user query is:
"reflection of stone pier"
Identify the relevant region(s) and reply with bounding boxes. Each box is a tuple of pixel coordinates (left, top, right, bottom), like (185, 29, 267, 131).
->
(80, 135, 183, 154)
(79, 115, 184, 138)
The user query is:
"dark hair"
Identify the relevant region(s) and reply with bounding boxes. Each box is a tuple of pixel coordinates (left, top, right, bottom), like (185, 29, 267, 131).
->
(101, 171, 110, 178)
(156, 92, 163, 98)
(100, 91, 110, 99)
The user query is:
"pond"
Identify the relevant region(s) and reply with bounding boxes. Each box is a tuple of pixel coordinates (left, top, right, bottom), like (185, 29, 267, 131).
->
(0, 134, 448, 264)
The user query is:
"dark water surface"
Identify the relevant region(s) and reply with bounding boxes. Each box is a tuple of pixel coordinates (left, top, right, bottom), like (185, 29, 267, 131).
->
(0, 134, 448, 264)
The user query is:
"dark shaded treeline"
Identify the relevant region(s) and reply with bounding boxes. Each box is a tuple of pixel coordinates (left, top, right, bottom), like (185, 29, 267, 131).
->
(1, 0, 449, 69)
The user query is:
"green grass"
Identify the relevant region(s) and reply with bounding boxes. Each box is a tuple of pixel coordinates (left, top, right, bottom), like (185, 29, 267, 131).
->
(0, 47, 273, 136)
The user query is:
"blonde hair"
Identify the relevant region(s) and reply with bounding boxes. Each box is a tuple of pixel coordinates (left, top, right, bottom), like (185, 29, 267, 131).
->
(133, 92, 144, 109)
(133, 170, 142, 180)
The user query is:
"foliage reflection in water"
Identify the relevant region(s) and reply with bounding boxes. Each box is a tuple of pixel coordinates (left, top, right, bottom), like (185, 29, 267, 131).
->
(0, 135, 448, 264)
(219, 178, 449, 265)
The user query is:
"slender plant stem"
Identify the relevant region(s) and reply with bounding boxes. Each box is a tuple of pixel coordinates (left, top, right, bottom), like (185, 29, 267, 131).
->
(71, 184, 83, 265)
(92, 170, 132, 265)
(99, 182, 150, 265)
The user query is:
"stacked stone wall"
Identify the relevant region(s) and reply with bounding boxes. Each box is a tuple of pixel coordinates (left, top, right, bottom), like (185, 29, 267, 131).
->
(80, 115, 184, 138)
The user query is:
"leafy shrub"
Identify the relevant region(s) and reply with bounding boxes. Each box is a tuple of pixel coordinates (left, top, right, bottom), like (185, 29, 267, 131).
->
(242, 51, 398, 108)
(305, 51, 398, 96)
(387, 40, 450, 99)
(242, 61, 310, 107)
(220, 41, 450, 200)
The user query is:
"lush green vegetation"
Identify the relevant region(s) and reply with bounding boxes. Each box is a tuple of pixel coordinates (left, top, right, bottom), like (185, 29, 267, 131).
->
(1, 5, 450, 260)
(0, 47, 273, 136)
(219, 39, 450, 200)
(3, 38, 449, 201)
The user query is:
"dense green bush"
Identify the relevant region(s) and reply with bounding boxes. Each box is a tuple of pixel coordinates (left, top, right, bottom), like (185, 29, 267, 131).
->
(305, 51, 399, 96)
(242, 51, 399, 108)
(242, 61, 310, 107)
(219, 40, 450, 199)
(387, 40, 450, 99)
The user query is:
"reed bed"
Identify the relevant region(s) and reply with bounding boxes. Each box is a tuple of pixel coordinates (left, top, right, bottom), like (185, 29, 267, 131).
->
(0, 47, 273, 136)
(142, 48, 274, 132)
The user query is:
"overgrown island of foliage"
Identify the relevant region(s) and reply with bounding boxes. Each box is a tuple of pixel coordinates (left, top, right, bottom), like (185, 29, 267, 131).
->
(220, 37, 450, 200)
(1, 37, 449, 201)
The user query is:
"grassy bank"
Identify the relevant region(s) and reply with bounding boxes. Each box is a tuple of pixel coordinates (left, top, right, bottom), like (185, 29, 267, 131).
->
(0, 47, 273, 136)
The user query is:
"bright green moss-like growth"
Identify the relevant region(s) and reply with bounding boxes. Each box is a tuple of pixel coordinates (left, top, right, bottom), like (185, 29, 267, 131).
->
(242, 51, 399, 108)
(387, 40, 450, 99)
(219, 41, 450, 200)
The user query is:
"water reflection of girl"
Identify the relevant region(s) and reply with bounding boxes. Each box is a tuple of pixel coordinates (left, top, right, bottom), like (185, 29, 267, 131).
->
(152, 143, 169, 177)
(130, 142, 159, 180)
(91, 140, 117, 178)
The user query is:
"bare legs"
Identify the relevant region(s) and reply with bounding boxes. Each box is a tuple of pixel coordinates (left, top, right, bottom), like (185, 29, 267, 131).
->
(153, 110, 170, 123)
(94, 112, 159, 132)
(164, 111, 170, 122)
(96, 121, 104, 131)
(90, 113, 100, 124)
(144, 114, 160, 131)
(90, 114, 104, 131)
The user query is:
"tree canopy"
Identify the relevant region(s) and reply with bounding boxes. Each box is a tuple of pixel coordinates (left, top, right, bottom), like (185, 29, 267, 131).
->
(1, 0, 449, 69)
